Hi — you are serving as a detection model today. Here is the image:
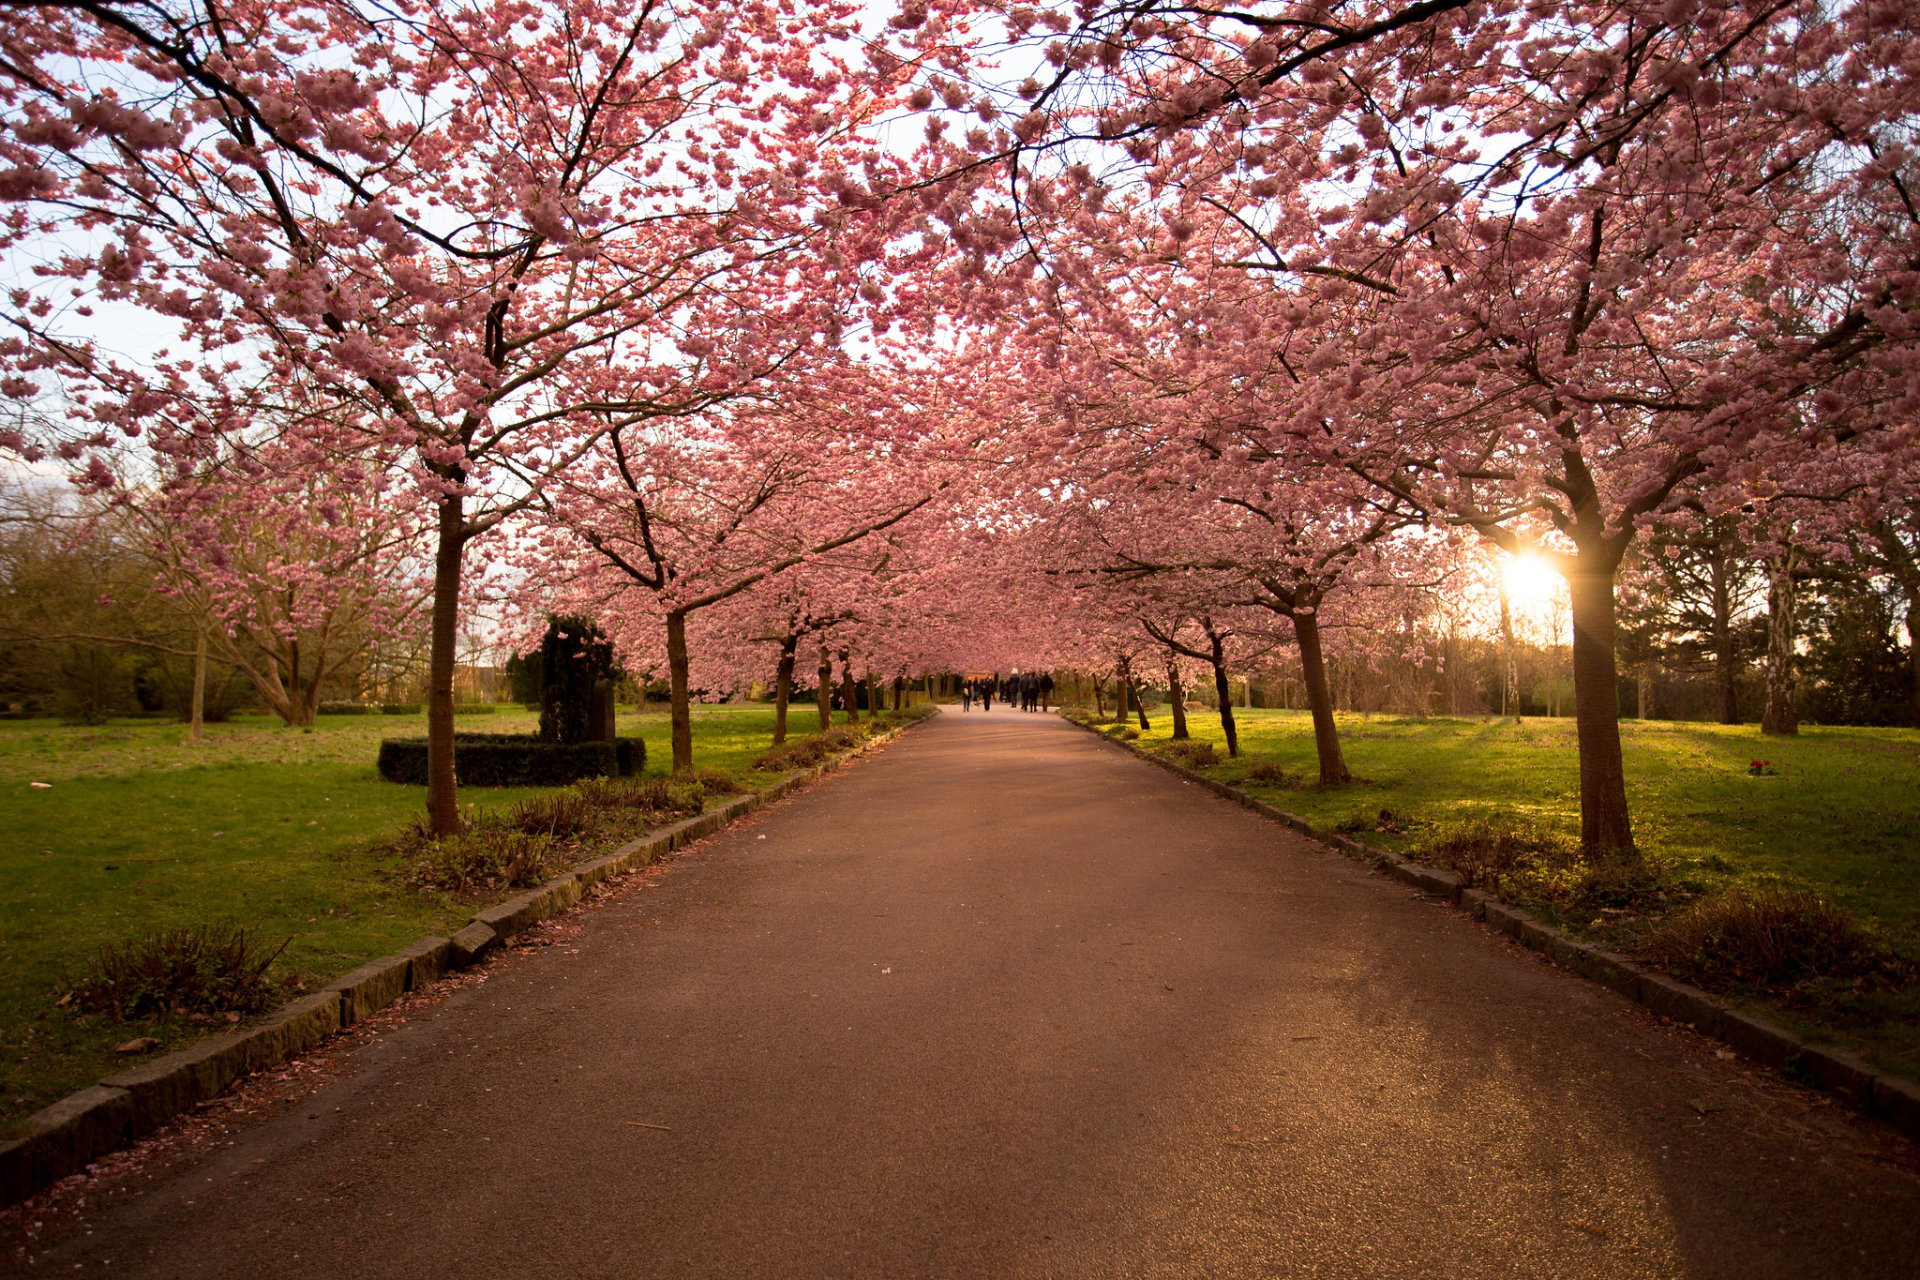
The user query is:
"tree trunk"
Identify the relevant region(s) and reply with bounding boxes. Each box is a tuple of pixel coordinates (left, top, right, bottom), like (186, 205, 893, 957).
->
(817, 646, 833, 731)
(1210, 654, 1239, 758)
(892, 676, 904, 712)
(1499, 582, 1519, 720)
(1092, 676, 1106, 719)
(666, 609, 694, 775)
(1712, 556, 1740, 724)
(772, 634, 797, 746)
(1566, 559, 1636, 860)
(1909, 598, 1920, 730)
(839, 650, 858, 723)
(1762, 550, 1799, 736)
(1167, 663, 1189, 740)
(1293, 612, 1351, 785)
(1131, 680, 1150, 730)
(188, 624, 207, 743)
(426, 494, 467, 836)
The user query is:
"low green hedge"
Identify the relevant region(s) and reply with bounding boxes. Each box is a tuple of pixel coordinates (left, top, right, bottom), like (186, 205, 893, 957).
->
(319, 702, 380, 716)
(380, 703, 423, 715)
(376, 734, 645, 786)
(453, 704, 498, 715)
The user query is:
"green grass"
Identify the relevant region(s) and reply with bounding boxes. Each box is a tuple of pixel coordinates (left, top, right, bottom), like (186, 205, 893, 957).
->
(0, 703, 860, 1130)
(1115, 707, 1920, 1073)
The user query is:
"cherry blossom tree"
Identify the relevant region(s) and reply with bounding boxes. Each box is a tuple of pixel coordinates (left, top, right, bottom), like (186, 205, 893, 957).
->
(0, 0, 932, 830)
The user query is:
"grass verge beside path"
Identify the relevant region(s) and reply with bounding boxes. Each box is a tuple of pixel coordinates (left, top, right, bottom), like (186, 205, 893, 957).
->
(1092, 707, 1920, 1076)
(0, 704, 899, 1132)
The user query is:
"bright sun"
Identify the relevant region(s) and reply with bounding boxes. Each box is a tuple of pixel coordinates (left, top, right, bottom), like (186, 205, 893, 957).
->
(1500, 553, 1565, 615)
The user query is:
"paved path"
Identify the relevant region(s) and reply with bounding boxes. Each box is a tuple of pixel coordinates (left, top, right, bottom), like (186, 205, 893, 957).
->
(18, 711, 1920, 1278)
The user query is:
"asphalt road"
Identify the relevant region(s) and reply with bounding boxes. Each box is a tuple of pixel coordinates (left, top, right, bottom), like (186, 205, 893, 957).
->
(16, 709, 1920, 1278)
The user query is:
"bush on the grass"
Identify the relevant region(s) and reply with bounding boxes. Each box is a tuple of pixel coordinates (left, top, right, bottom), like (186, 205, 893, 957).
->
(453, 703, 498, 716)
(377, 733, 645, 786)
(1418, 812, 1658, 908)
(380, 702, 423, 715)
(753, 724, 871, 772)
(1242, 761, 1304, 788)
(1160, 740, 1218, 768)
(319, 702, 379, 715)
(1643, 884, 1906, 992)
(404, 825, 559, 895)
(65, 922, 288, 1020)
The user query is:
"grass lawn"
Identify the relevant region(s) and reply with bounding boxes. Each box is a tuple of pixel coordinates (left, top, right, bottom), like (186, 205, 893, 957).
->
(0, 703, 840, 1131)
(1104, 706, 1920, 1073)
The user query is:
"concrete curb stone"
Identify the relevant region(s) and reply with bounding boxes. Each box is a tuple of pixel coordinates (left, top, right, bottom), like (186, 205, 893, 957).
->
(395, 935, 453, 990)
(0, 1087, 136, 1203)
(0, 715, 930, 1209)
(1056, 712, 1920, 1141)
(448, 921, 498, 967)
(239, 991, 343, 1073)
(326, 954, 412, 1025)
(101, 1032, 250, 1134)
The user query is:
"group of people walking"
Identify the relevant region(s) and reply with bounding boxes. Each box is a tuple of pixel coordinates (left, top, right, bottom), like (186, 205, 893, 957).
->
(960, 671, 1054, 713)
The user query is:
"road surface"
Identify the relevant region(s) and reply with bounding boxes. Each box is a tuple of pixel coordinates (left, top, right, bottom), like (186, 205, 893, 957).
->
(15, 708, 1920, 1278)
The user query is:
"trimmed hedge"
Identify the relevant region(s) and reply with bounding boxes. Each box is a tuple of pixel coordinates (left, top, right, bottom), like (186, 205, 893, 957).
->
(319, 702, 380, 716)
(377, 734, 645, 786)
(380, 703, 423, 715)
(453, 704, 499, 715)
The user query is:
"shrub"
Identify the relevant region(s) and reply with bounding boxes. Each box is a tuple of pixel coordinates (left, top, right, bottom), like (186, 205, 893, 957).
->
(689, 765, 742, 795)
(1161, 740, 1219, 768)
(453, 703, 498, 716)
(1642, 885, 1901, 991)
(509, 789, 595, 838)
(376, 734, 644, 786)
(1242, 762, 1303, 788)
(753, 724, 872, 772)
(318, 702, 379, 716)
(65, 923, 287, 1020)
(1418, 813, 1659, 908)
(380, 703, 423, 715)
(404, 826, 558, 895)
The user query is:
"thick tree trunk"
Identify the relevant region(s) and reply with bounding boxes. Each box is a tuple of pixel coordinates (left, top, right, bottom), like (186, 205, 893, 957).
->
(1210, 655, 1239, 757)
(426, 494, 466, 835)
(772, 634, 797, 746)
(892, 676, 904, 712)
(188, 624, 207, 743)
(1909, 599, 1920, 730)
(1167, 663, 1189, 740)
(839, 650, 858, 723)
(1762, 550, 1799, 736)
(1565, 560, 1636, 860)
(666, 609, 694, 775)
(1293, 613, 1350, 785)
(817, 646, 833, 731)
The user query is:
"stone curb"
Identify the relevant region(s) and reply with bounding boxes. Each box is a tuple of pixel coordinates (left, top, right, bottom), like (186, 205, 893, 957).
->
(0, 714, 930, 1207)
(1059, 713, 1920, 1143)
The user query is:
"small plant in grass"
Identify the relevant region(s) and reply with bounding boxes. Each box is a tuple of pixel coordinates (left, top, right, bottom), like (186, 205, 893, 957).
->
(64, 923, 288, 1020)
(1416, 812, 1657, 909)
(1642, 885, 1908, 993)
(1241, 762, 1304, 788)
(1161, 740, 1219, 769)
(509, 789, 595, 838)
(1334, 807, 1408, 836)
(402, 820, 559, 895)
(689, 765, 742, 795)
